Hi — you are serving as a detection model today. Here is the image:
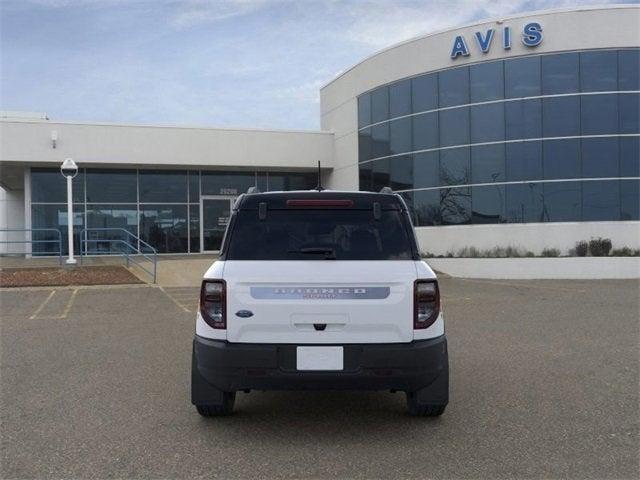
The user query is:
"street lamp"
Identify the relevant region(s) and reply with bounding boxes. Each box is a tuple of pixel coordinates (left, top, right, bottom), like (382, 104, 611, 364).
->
(60, 158, 78, 265)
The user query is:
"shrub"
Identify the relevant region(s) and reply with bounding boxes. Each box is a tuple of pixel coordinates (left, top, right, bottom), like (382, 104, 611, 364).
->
(541, 247, 560, 257)
(589, 237, 612, 257)
(422, 251, 435, 258)
(574, 241, 589, 257)
(610, 247, 640, 257)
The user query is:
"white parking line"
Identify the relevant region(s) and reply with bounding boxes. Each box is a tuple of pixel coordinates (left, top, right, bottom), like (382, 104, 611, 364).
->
(159, 286, 191, 313)
(57, 289, 78, 319)
(29, 290, 56, 319)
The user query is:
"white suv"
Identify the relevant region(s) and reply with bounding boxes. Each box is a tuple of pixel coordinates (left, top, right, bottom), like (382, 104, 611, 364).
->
(191, 190, 448, 416)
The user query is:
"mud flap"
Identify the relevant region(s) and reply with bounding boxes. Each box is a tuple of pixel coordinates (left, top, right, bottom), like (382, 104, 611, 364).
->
(191, 342, 225, 405)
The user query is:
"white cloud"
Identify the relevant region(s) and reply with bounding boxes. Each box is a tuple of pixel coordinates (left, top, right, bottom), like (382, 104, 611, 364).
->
(169, 0, 276, 29)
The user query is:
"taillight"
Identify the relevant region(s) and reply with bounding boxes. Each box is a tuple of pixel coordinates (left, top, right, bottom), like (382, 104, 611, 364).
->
(200, 280, 226, 329)
(414, 280, 440, 329)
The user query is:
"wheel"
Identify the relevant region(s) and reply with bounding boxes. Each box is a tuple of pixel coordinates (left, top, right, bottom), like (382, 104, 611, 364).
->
(195, 391, 236, 417)
(406, 391, 446, 417)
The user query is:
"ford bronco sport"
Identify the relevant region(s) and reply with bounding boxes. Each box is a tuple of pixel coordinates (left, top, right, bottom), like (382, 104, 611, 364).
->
(191, 190, 448, 416)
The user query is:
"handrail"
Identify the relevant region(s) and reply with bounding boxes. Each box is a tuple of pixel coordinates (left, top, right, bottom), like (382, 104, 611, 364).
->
(79, 228, 157, 283)
(0, 228, 63, 264)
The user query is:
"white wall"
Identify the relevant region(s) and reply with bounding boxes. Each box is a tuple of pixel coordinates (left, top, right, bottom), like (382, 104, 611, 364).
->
(0, 186, 25, 254)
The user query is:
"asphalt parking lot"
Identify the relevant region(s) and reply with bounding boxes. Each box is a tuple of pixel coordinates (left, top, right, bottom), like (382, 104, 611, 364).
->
(1, 278, 638, 479)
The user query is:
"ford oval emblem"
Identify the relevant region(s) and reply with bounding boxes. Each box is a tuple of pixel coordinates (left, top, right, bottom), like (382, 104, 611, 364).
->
(235, 310, 254, 318)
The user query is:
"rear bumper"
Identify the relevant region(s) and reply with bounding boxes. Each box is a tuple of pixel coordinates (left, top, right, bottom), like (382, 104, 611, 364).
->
(192, 335, 448, 397)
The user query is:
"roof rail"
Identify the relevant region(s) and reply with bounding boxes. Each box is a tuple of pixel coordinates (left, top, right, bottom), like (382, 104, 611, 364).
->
(247, 186, 260, 194)
(379, 187, 394, 194)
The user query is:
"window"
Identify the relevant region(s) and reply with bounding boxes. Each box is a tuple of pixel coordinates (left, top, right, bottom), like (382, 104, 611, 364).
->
(31, 168, 85, 203)
(359, 162, 373, 191)
(505, 183, 543, 223)
(581, 137, 619, 178)
(371, 87, 389, 123)
(542, 52, 579, 95)
(582, 180, 620, 221)
(86, 205, 138, 254)
(188, 171, 200, 202)
(390, 79, 411, 118)
(413, 152, 439, 189)
(470, 103, 504, 143)
(371, 123, 390, 158)
(505, 99, 542, 140)
(86, 169, 136, 203)
(620, 137, 640, 177)
(439, 107, 469, 147)
(372, 158, 390, 192)
(412, 74, 438, 113)
(440, 187, 471, 225)
(621, 179, 640, 220)
(543, 181, 581, 222)
(471, 144, 505, 184)
(389, 117, 412, 155)
(202, 171, 255, 196)
(506, 141, 543, 182)
(359, 128, 373, 162)
(581, 94, 619, 135)
(470, 61, 504, 102)
(618, 49, 640, 91)
(543, 139, 581, 180)
(389, 155, 413, 191)
(189, 204, 200, 253)
(505, 56, 541, 98)
(31, 204, 84, 255)
(267, 173, 316, 191)
(412, 112, 439, 151)
(543, 96, 580, 137)
(472, 185, 505, 224)
(139, 170, 187, 203)
(139, 205, 188, 253)
(580, 50, 618, 92)
(413, 189, 441, 226)
(358, 93, 372, 128)
(439, 67, 469, 107)
(440, 148, 470, 186)
(619, 92, 640, 134)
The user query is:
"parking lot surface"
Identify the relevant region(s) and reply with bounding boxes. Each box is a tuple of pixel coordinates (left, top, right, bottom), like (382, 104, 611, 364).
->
(1, 278, 638, 479)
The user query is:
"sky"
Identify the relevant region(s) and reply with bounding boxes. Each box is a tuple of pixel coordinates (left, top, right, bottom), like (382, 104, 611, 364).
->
(0, 0, 629, 130)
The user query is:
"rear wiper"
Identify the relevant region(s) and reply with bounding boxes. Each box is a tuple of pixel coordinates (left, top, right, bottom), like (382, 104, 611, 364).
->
(289, 247, 337, 259)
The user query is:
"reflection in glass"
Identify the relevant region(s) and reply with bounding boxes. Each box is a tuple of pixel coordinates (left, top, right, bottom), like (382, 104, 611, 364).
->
(389, 155, 413, 191)
(582, 138, 619, 178)
(440, 148, 470, 186)
(359, 128, 373, 162)
(543, 139, 581, 180)
(582, 180, 620, 221)
(86, 169, 137, 203)
(412, 74, 438, 113)
(618, 49, 640, 91)
(543, 96, 580, 137)
(139, 170, 187, 203)
(389, 117, 412, 155)
(371, 87, 389, 123)
(470, 103, 504, 143)
(505, 183, 544, 223)
(619, 93, 640, 134)
(358, 93, 371, 128)
(439, 67, 469, 107)
(412, 112, 438, 151)
(202, 171, 255, 196)
(439, 107, 469, 147)
(505, 99, 541, 140)
(620, 137, 640, 177)
(621, 179, 640, 220)
(542, 181, 581, 222)
(505, 56, 541, 98)
(472, 185, 505, 224)
(580, 50, 618, 92)
(86, 204, 138, 254)
(471, 144, 505, 184)
(139, 205, 188, 253)
(581, 94, 618, 135)
(390, 79, 411, 118)
(359, 162, 373, 191)
(470, 61, 504, 102)
(440, 187, 471, 225)
(413, 189, 441, 226)
(267, 173, 316, 191)
(371, 123, 390, 158)
(31, 204, 84, 255)
(201, 199, 230, 251)
(413, 152, 439, 189)
(31, 168, 85, 203)
(372, 158, 390, 192)
(542, 52, 579, 94)
(188, 171, 200, 202)
(505, 142, 543, 182)
(189, 204, 200, 253)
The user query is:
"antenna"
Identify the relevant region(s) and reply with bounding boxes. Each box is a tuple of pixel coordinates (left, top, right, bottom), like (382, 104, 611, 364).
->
(315, 161, 324, 191)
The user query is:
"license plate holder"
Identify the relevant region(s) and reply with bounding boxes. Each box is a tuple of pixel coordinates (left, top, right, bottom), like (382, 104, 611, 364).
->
(296, 346, 344, 371)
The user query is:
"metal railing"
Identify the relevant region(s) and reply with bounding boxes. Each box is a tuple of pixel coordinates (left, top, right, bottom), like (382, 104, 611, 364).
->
(79, 228, 158, 283)
(0, 228, 63, 264)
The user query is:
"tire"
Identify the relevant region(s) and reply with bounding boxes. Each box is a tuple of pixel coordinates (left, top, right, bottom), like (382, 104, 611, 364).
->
(195, 391, 236, 417)
(406, 391, 446, 417)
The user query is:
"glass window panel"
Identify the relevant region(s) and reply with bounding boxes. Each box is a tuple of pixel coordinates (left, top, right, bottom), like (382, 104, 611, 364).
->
(359, 162, 373, 191)
(372, 158, 390, 192)
(619, 49, 640, 91)
(139, 170, 187, 203)
(580, 50, 618, 92)
(267, 173, 316, 191)
(412, 112, 438, 151)
(398, 191, 415, 224)
(470, 103, 504, 143)
(389, 117, 412, 155)
(505, 56, 541, 98)
(31, 168, 84, 203)
(505, 183, 544, 223)
(189, 204, 200, 253)
(439, 67, 469, 107)
(371, 123, 390, 158)
(506, 141, 543, 182)
(439, 107, 469, 147)
(543, 96, 580, 137)
(256, 173, 268, 192)
(31, 204, 84, 256)
(359, 128, 373, 162)
(439, 147, 470, 186)
(85, 205, 138, 255)
(543, 139, 581, 180)
(139, 205, 188, 253)
(470, 61, 504, 102)
(390, 79, 411, 118)
(621, 179, 640, 220)
(413, 189, 441, 226)
(471, 144, 505, 184)
(202, 171, 255, 195)
(582, 137, 619, 178)
(371, 87, 389, 123)
(358, 93, 372, 128)
(441, 187, 471, 225)
(413, 152, 439, 189)
(389, 155, 413, 191)
(583, 180, 620, 221)
(581, 94, 618, 135)
(620, 137, 640, 177)
(412, 74, 438, 113)
(86, 169, 137, 203)
(542, 52, 579, 95)
(505, 99, 542, 140)
(619, 92, 640, 134)
(543, 181, 581, 222)
(472, 185, 505, 224)
(188, 171, 200, 202)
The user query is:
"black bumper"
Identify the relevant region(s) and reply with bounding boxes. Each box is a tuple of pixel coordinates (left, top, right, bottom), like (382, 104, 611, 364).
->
(192, 335, 448, 400)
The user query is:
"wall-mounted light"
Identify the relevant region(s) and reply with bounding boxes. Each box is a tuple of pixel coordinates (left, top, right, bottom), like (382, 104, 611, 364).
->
(51, 130, 58, 149)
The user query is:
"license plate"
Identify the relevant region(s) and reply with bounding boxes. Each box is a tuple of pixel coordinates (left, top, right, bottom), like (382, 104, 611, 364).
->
(296, 346, 344, 371)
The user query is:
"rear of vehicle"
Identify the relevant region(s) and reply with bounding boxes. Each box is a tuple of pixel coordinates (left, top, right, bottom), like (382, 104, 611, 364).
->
(191, 191, 448, 416)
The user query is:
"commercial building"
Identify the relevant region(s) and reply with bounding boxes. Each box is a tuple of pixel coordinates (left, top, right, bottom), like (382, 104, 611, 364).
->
(1, 5, 638, 256)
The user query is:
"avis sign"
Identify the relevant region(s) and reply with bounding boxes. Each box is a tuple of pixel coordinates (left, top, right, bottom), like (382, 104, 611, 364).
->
(450, 22, 543, 59)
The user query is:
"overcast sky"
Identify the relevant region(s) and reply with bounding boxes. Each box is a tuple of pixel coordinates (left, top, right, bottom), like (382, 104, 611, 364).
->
(0, 0, 627, 130)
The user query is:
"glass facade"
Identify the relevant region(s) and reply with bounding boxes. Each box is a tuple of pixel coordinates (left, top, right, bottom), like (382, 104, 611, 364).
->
(357, 48, 640, 226)
(31, 168, 316, 254)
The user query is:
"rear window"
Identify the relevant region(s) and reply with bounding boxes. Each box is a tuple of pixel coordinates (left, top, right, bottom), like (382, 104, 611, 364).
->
(224, 209, 415, 260)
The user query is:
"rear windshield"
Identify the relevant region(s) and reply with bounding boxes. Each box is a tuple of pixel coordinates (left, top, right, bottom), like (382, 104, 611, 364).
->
(224, 209, 415, 260)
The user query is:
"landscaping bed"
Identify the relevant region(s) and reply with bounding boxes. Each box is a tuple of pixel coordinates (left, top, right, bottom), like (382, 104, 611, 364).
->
(0, 266, 143, 287)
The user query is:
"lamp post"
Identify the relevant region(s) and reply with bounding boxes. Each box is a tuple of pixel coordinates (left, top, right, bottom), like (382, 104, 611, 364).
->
(60, 158, 78, 265)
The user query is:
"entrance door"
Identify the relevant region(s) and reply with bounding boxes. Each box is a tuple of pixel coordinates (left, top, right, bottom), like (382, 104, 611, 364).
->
(200, 196, 234, 252)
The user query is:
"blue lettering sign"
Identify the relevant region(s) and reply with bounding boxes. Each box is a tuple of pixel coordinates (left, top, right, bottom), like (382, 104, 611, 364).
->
(475, 29, 495, 53)
(503, 26, 511, 50)
(450, 35, 470, 59)
(522, 22, 543, 47)
(450, 22, 542, 59)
